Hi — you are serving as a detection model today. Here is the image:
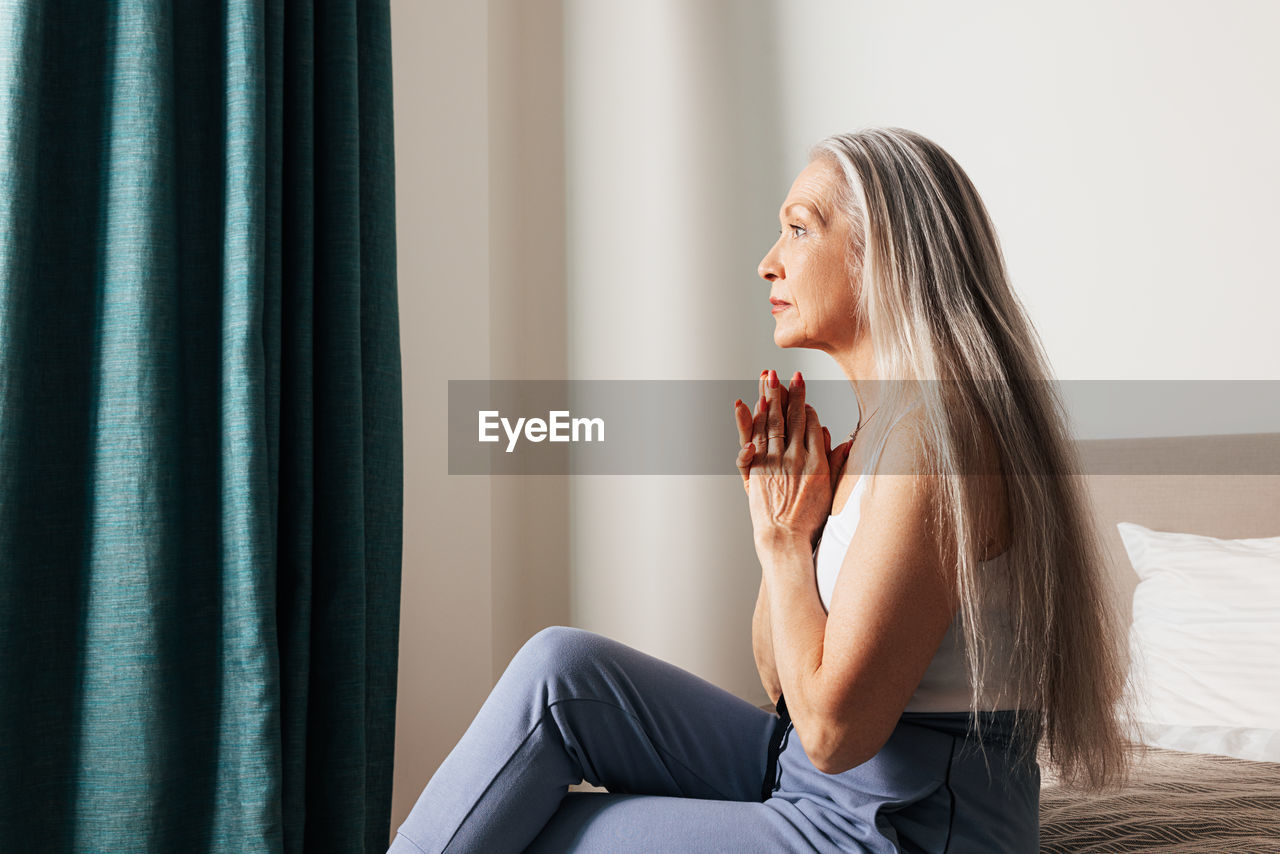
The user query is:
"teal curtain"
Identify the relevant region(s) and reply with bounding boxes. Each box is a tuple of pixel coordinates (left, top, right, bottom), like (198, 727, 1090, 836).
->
(0, 2, 403, 852)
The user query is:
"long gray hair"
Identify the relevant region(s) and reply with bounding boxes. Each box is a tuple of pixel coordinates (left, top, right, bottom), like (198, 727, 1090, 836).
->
(810, 127, 1132, 790)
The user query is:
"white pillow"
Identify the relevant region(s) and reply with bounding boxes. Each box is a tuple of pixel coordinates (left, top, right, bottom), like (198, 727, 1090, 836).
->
(1117, 521, 1280, 762)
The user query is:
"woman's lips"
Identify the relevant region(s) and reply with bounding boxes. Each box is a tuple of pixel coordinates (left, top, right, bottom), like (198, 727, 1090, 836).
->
(770, 300, 791, 314)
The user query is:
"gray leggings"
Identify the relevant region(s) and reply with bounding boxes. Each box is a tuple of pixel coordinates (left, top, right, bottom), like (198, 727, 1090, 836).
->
(388, 626, 1040, 853)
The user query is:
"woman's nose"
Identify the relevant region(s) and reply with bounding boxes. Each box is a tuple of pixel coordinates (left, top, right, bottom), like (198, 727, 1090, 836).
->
(758, 249, 781, 282)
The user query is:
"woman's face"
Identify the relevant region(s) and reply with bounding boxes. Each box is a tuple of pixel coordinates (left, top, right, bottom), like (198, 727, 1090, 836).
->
(757, 158, 860, 353)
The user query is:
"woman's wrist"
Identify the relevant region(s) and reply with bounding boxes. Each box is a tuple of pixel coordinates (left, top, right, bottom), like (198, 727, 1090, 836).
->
(754, 527, 814, 562)
(756, 532, 817, 583)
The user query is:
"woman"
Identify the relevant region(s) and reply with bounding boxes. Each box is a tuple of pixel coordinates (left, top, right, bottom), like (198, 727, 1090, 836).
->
(388, 127, 1131, 854)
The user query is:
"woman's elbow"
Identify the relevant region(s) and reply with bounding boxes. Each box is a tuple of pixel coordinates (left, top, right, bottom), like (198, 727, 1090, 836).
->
(806, 719, 886, 775)
(811, 743, 872, 776)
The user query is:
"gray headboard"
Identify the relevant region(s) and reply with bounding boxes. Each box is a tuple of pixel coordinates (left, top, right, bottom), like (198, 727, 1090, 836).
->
(1075, 432, 1280, 633)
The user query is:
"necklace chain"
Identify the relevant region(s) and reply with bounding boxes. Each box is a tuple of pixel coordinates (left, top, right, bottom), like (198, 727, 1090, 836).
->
(851, 406, 880, 443)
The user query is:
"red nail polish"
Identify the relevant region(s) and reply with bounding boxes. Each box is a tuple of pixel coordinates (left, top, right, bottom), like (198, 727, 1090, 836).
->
(794, 371, 803, 388)
(769, 370, 778, 389)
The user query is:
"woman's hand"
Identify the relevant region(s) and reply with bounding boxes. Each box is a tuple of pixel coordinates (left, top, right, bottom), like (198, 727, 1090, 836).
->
(733, 371, 853, 532)
(734, 370, 789, 494)
(734, 370, 850, 553)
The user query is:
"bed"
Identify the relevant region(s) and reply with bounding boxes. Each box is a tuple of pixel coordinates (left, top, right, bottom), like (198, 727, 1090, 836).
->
(1039, 743, 1280, 851)
(1038, 431, 1280, 851)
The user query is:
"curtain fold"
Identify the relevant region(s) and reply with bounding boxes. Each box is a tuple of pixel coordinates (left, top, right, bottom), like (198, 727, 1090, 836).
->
(0, 2, 403, 852)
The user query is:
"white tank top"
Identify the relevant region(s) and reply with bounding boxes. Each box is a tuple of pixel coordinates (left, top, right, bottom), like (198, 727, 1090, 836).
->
(813, 473, 1020, 712)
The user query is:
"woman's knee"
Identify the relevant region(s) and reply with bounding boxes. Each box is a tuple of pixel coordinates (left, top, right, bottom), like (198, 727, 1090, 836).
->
(508, 625, 608, 683)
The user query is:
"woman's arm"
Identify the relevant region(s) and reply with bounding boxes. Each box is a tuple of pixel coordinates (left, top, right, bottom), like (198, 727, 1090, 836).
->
(752, 575, 782, 707)
(738, 373, 847, 712)
(758, 411, 958, 776)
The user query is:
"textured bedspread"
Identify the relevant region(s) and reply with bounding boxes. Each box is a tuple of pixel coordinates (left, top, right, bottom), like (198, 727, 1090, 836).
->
(1039, 744, 1280, 852)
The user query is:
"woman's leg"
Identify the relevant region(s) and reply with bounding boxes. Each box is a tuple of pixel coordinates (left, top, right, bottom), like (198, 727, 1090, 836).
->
(521, 790, 842, 854)
(388, 626, 789, 854)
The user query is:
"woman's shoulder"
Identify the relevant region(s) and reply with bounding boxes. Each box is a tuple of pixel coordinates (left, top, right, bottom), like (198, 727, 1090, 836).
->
(868, 400, 1010, 561)
(854, 405, 941, 530)
(862, 402, 932, 485)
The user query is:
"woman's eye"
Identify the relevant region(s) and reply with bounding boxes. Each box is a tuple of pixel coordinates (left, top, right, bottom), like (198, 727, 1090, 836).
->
(789, 224, 806, 237)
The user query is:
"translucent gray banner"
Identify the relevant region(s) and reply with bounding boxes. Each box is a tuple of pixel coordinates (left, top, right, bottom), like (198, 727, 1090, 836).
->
(448, 380, 1280, 475)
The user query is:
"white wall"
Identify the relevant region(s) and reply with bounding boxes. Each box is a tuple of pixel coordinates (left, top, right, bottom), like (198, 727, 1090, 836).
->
(763, 0, 1280, 398)
(562, 0, 788, 701)
(389, 0, 493, 838)
(389, 0, 571, 839)
(389, 0, 1280, 840)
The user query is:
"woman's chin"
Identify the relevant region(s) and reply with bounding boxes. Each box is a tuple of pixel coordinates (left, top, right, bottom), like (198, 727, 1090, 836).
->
(773, 330, 803, 349)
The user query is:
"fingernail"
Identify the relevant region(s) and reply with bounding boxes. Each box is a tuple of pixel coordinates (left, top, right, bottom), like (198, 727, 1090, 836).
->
(793, 371, 803, 388)
(769, 370, 778, 389)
